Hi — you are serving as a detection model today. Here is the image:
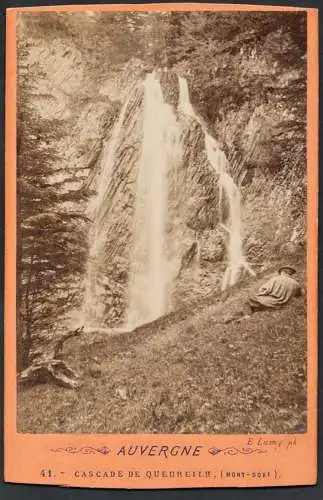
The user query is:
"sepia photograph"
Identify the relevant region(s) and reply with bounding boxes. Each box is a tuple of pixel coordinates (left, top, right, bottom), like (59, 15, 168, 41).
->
(16, 10, 307, 435)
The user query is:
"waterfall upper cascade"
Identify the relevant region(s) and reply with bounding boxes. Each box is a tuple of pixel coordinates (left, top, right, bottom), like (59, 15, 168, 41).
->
(83, 71, 253, 331)
(178, 76, 254, 290)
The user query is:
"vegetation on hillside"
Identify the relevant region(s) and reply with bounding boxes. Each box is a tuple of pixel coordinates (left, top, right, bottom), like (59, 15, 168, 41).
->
(18, 259, 306, 433)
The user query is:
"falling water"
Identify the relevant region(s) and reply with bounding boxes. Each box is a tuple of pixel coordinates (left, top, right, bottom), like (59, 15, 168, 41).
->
(82, 91, 133, 327)
(83, 72, 252, 332)
(127, 71, 178, 328)
(95, 93, 134, 232)
(220, 173, 244, 289)
(178, 76, 196, 117)
(178, 76, 253, 289)
(205, 135, 251, 289)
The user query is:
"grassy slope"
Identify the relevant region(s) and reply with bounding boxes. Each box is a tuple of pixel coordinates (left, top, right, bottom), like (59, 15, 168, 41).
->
(17, 262, 307, 434)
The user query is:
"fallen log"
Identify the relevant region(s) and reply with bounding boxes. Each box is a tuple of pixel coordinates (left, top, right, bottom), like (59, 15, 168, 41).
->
(18, 326, 84, 390)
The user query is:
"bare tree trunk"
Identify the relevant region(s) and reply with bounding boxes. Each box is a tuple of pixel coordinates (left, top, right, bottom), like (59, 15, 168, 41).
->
(18, 326, 84, 389)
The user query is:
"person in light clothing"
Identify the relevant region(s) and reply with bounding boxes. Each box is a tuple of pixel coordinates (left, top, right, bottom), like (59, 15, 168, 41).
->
(224, 265, 303, 323)
(247, 265, 302, 313)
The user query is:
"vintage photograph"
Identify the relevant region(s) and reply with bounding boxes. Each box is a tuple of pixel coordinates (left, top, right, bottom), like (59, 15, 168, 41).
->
(16, 10, 307, 434)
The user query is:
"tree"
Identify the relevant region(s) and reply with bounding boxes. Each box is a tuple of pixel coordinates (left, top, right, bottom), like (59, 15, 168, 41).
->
(17, 31, 91, 375)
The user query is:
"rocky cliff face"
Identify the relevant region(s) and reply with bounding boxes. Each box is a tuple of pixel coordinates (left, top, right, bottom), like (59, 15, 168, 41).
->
(82, 74, 225, 326)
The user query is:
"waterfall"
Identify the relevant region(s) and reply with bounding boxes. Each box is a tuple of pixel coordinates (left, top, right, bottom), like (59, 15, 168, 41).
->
(95, 95, 133, 232)
(126, 71, 178, 328)
(178, 76, 196, 117)
(82, 91, 133, 327)
(205, 136, 254, 289)
(83, 71, 253, 333)
(219, 173, 244, 290)
(178, 76, 253, 289)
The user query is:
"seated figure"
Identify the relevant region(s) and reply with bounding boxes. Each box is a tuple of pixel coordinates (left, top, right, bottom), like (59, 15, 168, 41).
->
(224, 265, 303, 323)
(247, 265, 302, 312)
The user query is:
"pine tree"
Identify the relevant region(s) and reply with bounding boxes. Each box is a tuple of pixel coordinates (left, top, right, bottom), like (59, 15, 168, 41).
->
(17, 32, 90, 378)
